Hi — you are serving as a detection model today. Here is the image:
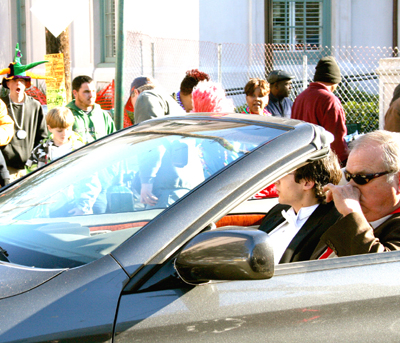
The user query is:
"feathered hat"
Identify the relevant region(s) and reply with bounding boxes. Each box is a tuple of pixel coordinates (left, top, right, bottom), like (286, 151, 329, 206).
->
(0, 43, 52, 89)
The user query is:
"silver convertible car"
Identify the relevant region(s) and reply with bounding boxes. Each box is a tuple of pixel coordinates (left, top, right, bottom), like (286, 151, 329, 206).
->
(1, 114, 400, 342)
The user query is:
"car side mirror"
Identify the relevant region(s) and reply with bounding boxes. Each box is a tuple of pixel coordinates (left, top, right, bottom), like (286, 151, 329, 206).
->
(175, 226, 274, 284)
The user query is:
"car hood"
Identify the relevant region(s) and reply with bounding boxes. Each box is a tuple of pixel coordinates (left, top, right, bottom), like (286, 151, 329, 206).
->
(0, 262, 66, 299)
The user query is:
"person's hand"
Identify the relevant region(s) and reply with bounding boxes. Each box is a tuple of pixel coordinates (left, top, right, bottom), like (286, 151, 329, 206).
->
(323, 183, 363, 216)
(68, 207, 86, 216)
(140, 183, 158, 206)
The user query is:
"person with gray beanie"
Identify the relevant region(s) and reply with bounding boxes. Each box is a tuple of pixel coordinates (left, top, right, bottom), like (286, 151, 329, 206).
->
(291, 56, 349, 165)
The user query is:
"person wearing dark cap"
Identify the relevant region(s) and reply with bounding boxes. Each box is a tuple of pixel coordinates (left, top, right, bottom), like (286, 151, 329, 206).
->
(134, 77, 184, 124)
(266, 70, 295, 118)
(0, 44, 48, 181)
(291, 56, 349, 165)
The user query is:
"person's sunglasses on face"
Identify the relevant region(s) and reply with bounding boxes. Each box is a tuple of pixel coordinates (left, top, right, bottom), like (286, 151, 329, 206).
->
(344, 169, 392, 185)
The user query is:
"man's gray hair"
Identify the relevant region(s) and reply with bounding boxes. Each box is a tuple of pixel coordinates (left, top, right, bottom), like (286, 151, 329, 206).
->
(350, 130, 400, 183)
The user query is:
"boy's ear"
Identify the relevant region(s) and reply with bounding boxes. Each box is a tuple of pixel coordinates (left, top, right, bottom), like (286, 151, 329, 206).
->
(302, 179, 315, 191)
(47, 125, 52, 131)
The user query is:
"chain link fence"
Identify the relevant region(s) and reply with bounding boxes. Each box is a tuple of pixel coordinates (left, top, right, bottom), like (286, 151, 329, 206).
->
(125, 31, 400, 133)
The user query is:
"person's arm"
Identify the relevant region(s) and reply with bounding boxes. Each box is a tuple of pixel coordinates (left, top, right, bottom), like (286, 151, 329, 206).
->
(320, 212, 400, 255)
(70, 173, 102, 215)
(34, 104, 48, 147)
(104, 110, 116, 134)
(0, 100, 14, 146)
(0, 150, 10, 186)
(319, 97, 349, 163)
(384, 99, 400, 132)
(138, 144, 168, 205)
(25, 144, 42, 173)
(320, 183, 400, 255)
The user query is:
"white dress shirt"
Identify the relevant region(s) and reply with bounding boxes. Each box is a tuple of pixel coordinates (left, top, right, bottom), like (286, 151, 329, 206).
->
(268, 204, 319, 264)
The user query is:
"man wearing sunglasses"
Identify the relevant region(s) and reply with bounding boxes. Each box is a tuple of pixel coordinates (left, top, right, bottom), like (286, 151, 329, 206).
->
(311, 130, 400, 259)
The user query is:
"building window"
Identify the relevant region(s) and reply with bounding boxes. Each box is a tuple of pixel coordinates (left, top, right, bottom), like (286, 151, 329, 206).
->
(102, 0, 116, 63)
(272, 0, 330, 49)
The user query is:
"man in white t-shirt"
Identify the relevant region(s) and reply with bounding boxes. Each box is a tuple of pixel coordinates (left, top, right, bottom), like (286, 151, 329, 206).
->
(258, 151, 342, 264)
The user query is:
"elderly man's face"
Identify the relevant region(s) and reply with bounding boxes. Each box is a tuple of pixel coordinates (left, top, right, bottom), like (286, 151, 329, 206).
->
(346, 143, 400, 222)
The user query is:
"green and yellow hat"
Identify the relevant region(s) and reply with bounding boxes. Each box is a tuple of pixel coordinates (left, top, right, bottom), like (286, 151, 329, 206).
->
(0, 43, 52, 89)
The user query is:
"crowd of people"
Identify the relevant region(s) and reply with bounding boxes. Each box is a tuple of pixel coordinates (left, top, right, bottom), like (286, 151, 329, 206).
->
(0, 45, 399, 265)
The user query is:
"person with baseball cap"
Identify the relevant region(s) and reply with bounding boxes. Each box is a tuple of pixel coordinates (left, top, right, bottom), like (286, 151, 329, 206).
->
(266, 70, 295, 118)
(291, 56, 349, 165)
(0, 44, 49, 181)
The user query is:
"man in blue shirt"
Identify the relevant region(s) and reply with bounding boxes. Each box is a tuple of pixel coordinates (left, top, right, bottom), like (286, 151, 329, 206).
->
(266, 70, 295, 118)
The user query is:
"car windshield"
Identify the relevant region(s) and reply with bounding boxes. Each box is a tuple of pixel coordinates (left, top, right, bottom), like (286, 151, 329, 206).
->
(0, 118, 288, 269)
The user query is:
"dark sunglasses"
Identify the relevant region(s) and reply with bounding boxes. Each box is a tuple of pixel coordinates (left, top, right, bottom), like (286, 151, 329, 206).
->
(344, 169, 391, 185)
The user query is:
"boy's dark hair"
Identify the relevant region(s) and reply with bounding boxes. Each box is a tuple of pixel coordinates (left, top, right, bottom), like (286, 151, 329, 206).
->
(180, 69, 210, 95)
(72, 75, 93, 92)
(294, 151, 342, 203)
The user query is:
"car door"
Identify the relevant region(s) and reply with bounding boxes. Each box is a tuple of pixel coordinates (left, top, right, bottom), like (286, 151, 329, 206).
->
(114, 251, 400, 342)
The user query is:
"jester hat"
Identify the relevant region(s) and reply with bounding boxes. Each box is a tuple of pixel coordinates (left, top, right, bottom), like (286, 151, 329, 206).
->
(0, 43, 51, 89)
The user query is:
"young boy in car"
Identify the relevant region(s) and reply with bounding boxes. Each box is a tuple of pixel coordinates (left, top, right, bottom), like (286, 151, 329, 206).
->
(258, 150, 343, 264)
(25, 107, 84, 172)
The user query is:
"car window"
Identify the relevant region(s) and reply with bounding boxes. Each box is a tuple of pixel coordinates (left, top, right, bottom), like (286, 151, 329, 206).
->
(0, 119, 288, 269)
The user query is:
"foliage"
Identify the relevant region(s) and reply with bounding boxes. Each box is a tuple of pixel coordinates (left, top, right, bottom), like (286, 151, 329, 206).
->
(342, 100, 379, 133)
(235, 103, 247, 113)
(336, 88, 379, 133)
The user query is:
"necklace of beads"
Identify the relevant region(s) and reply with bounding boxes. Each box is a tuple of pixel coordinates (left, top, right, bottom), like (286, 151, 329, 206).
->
(176, 91, 185, 110)
(8, 95, 27, 139)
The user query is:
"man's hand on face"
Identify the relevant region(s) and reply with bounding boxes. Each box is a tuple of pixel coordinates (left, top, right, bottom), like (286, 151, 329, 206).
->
(323, 183, 363, 217)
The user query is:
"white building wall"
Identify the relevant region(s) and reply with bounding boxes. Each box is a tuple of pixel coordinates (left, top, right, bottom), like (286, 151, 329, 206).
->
(124, 0, 199, 40)
(199, 0, 264, 44)
(332, 0, 393, 48)
(352, 0, 392, 47)
(0, 0, 12, 70)
(69, 0, 94, 79)
(25, 0, 47, 80)
(331, 0, 352, 47)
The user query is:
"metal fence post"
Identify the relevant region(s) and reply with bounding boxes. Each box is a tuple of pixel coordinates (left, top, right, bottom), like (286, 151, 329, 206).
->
(218, 44, 222, 84)
(140, 40, 143, 75)
(302, 54, 308, 91)
(151, 42, 155, 78)
(114, 0, 125, 131)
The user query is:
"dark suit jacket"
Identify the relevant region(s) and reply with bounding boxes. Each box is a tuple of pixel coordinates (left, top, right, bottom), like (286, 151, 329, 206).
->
(311, 212, 400, 259)
(258, 202, 342, 264)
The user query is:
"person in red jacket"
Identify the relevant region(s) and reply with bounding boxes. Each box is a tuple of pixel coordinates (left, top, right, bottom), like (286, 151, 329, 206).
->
(291, 56, 349, 165)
